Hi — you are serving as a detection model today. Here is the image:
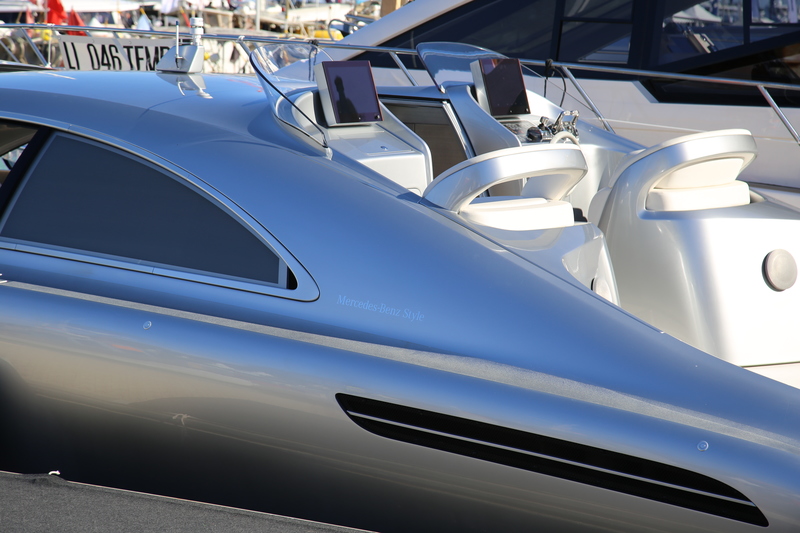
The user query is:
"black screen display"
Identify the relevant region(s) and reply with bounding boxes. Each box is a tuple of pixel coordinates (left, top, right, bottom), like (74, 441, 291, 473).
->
(322, 61, 383, 124)
(479, 58, 530, 117)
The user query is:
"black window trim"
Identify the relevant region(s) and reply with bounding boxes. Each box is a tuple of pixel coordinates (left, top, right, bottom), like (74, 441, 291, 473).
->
(380, 96, 475, 159)
(0, 121, 319, 302)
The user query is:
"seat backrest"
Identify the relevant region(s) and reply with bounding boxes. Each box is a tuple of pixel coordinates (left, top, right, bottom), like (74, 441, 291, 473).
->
(595, 129, 761, 355)
(460, 196, 575, 230)
(601, 129, 754, 189)
(593, 129, 756, 224)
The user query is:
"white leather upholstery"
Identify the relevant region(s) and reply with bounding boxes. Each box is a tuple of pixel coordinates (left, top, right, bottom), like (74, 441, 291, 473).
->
(424, 144, 587, 231)
(646, 180, 751, 211)
(595, 129, 795, 363)
(593, 129, 755, 217)
(604, 129, 753, 188)
(653, 157, 746, 188)
(461, 197, 574, 230)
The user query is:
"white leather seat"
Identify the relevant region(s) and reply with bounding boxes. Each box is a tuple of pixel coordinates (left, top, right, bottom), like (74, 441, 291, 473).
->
(460, 196, 575, 230)
(593, 129, 794, 361)
(424, 144, 587, 231)
(589, 129, 755, 225)
(646, 180, 750, 211)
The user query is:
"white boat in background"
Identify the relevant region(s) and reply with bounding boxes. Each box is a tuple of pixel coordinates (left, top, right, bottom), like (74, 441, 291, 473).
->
(337, 0, 800, 194)
(0, 0, 42, 25)
(228, 0, 356, 36)
(0, 0, 43, 15)
(60, 0, 142, 11)
(0, 0, 149, 28)
(262, 0, 354, 24)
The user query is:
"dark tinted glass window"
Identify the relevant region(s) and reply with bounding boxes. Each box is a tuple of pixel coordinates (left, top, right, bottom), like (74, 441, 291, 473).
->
(360, 0, 640, 70)
(656, 1, 800, 74)
(1, 134, 283, 285)
(564, 0, 632, 20)
(383, 101, 467, 177)
(0, 122, 36, 172)
(658, 0, 745, 65)
(360, 0, 556, 69)
(559, 21, 632, 63)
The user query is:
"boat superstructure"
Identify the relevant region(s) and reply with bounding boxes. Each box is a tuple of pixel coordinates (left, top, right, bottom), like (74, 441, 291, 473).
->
(0, 23, 799, 532)
(2, 17, 800, 385)
(336, 0, 800, 191)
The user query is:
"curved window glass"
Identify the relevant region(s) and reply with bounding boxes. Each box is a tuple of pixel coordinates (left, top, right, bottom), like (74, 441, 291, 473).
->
(382, 100, 468, 177)
(360, 0, 800, 104)
(361, 0, 634, 67)
(651, 1, 800, 105)
(0, 122, 36, 172)
(658, 1, 800, 69)
(360, 0, 557, 69)
(0, 133, 288, 287)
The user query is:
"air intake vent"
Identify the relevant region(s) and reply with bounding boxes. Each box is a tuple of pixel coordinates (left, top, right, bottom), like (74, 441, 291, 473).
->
(336, 394, 767, 527)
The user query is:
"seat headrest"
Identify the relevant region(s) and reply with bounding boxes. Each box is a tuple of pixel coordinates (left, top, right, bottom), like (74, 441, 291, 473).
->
(654, 157, 747, 189)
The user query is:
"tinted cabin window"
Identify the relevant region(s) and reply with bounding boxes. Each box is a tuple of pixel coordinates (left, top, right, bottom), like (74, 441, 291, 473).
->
(383, 102, 467, 177)
(558, 0, 633, 64)
(359, 0, 635, 67)
(0, 122, 36, 175)
(362, 0, 800, 106)
(658, 0, 747, 66)
(360, 0, 557, 69)
(648, 1, 800, 107)
(658, 0, 800, 67)
(0, 133, 284, 286)
(564, 0, 631, 19)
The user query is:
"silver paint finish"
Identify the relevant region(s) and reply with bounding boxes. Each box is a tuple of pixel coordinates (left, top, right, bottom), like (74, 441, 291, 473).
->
(597, 129, 800, 365)
(0, 68, 798, 532)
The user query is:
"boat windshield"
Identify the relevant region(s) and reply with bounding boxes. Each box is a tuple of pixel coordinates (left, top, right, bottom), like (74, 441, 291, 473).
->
(250, 42, 331, 82)
(415, 42, 542, 90)
(250, 43, 333, 150)
(416, 42, 502, 89)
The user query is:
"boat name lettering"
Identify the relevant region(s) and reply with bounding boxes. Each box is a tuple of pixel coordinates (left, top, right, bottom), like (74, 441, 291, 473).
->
(59, 36, 174, 72)
(337, 295, 425, 322)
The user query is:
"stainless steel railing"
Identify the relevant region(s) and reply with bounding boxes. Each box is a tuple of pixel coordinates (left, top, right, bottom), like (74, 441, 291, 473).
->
(517, 58, 800, 144)
(2, 22, 799, 144)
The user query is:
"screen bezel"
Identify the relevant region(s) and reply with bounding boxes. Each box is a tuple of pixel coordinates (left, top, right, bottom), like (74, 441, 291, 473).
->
(475, 58, 530, 117)
(318, 60, 383, 126)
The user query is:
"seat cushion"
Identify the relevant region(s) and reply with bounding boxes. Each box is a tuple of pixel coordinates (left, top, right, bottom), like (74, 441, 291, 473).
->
(646, 180, 750, 211)
(655, 158, 747, 189)
(461, 197, 574, 230)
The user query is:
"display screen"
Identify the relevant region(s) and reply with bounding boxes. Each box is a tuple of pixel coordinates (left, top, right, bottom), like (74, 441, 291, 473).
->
(321, 61, 383, 125)
(478, 58, 530, 117)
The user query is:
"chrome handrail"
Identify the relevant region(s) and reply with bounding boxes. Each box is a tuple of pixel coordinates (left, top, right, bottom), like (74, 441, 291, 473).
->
(0, 38, 20, 64)
(2, 22, 799, 144)
(558, 66, 615, 134)
(515, 57, 800, 144)
(757, 86, 800, 144)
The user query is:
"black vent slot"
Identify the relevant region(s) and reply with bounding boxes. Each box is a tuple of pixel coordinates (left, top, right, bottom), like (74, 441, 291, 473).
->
(336, 394, 767, 527)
